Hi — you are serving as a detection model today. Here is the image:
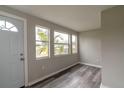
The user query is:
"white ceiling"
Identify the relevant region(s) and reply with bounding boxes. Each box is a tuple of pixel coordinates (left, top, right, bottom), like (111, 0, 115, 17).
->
(8, 5, 115, 32)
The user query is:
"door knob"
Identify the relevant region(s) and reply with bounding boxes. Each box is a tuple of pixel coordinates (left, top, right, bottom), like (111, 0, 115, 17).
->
(20, 58, 24, 61)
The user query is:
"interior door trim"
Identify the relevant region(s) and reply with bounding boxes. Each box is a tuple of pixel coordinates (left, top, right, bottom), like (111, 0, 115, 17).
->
(0, 10, 28, 87)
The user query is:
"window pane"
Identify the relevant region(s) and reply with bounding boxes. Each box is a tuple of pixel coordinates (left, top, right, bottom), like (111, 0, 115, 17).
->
(6, 21, 14, 28)
(54, 31, 68, 43)
(0, 20, 5, 27)
(36, 41, 48, 58)
(54, 44, 68, 55)
(72, 35, 76, 44)
(72, 45, 77, 53)
(72, 35, 77, 53)
(9, 27, 18, 32)
(1, 27, 9, 31)
(0, 20, 18, 32)
(36, 26, 49, 41)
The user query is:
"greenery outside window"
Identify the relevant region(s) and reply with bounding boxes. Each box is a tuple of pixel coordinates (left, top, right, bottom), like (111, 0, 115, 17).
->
(54, 31, 69, 55)
(72, 35, 77, 54)
(35, 26, 49, 58)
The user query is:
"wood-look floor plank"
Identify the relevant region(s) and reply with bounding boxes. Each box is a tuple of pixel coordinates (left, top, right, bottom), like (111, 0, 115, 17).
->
(31, 64, 101, 88)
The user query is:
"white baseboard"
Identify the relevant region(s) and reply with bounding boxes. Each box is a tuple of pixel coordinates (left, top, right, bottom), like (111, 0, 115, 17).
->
(28, 62, 80, 86)
(80, 62, 102, 68)
(100, 83, 109, 88)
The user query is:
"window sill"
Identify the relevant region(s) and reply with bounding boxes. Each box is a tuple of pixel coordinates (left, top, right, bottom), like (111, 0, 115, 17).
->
(36, 56, 50, 60)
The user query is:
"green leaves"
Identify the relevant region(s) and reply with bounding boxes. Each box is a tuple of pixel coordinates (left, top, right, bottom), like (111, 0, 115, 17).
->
(38, 31, 48, 41)
(37, 45, 48, 55)
(36, 29, 69, 57)
(36, 29, 49, 57)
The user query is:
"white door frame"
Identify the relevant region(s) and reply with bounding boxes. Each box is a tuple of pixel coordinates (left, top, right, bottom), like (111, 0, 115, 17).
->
(0, 11, 28, 87)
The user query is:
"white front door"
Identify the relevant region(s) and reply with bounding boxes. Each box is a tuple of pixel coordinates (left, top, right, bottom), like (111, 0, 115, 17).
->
(0, 15, 25, 88)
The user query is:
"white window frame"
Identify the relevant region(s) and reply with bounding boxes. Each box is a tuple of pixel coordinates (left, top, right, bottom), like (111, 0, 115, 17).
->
(72, 34, 78, 54)
(35, 25, 50, 59)
(54, 31, 70, 56)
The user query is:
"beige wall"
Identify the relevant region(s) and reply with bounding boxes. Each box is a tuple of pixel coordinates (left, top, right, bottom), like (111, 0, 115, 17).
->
(0, 6, 79, 85)
(79, 5, 124, 88)
(79, 29, 102, 66)
(101, 6, 124, 87)
(2, 5, 124, 88)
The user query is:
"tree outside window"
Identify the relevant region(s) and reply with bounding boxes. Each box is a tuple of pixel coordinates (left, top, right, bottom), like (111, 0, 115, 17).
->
(35, 26, 76, 58)
(35, 26, 49, 58)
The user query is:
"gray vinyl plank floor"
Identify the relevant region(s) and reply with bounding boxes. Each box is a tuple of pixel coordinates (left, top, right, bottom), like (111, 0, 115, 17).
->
(31, 64, 101, 88)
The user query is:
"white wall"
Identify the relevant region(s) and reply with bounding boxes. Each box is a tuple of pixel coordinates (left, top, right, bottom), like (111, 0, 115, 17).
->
(0, 6, 79, 86)
(79, 29, 102, 67)
(102, 6, 124, 88)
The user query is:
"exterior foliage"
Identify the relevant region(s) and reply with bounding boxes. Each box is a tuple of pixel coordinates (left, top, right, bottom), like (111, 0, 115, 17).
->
(36, 26, 76, 58)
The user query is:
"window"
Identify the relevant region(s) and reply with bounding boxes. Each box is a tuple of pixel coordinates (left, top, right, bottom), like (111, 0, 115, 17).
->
(0, 20, 18, 32)
(35, 26, 49, 58)
(54, 31, 69, 55)
(72, 35, 77, 53)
